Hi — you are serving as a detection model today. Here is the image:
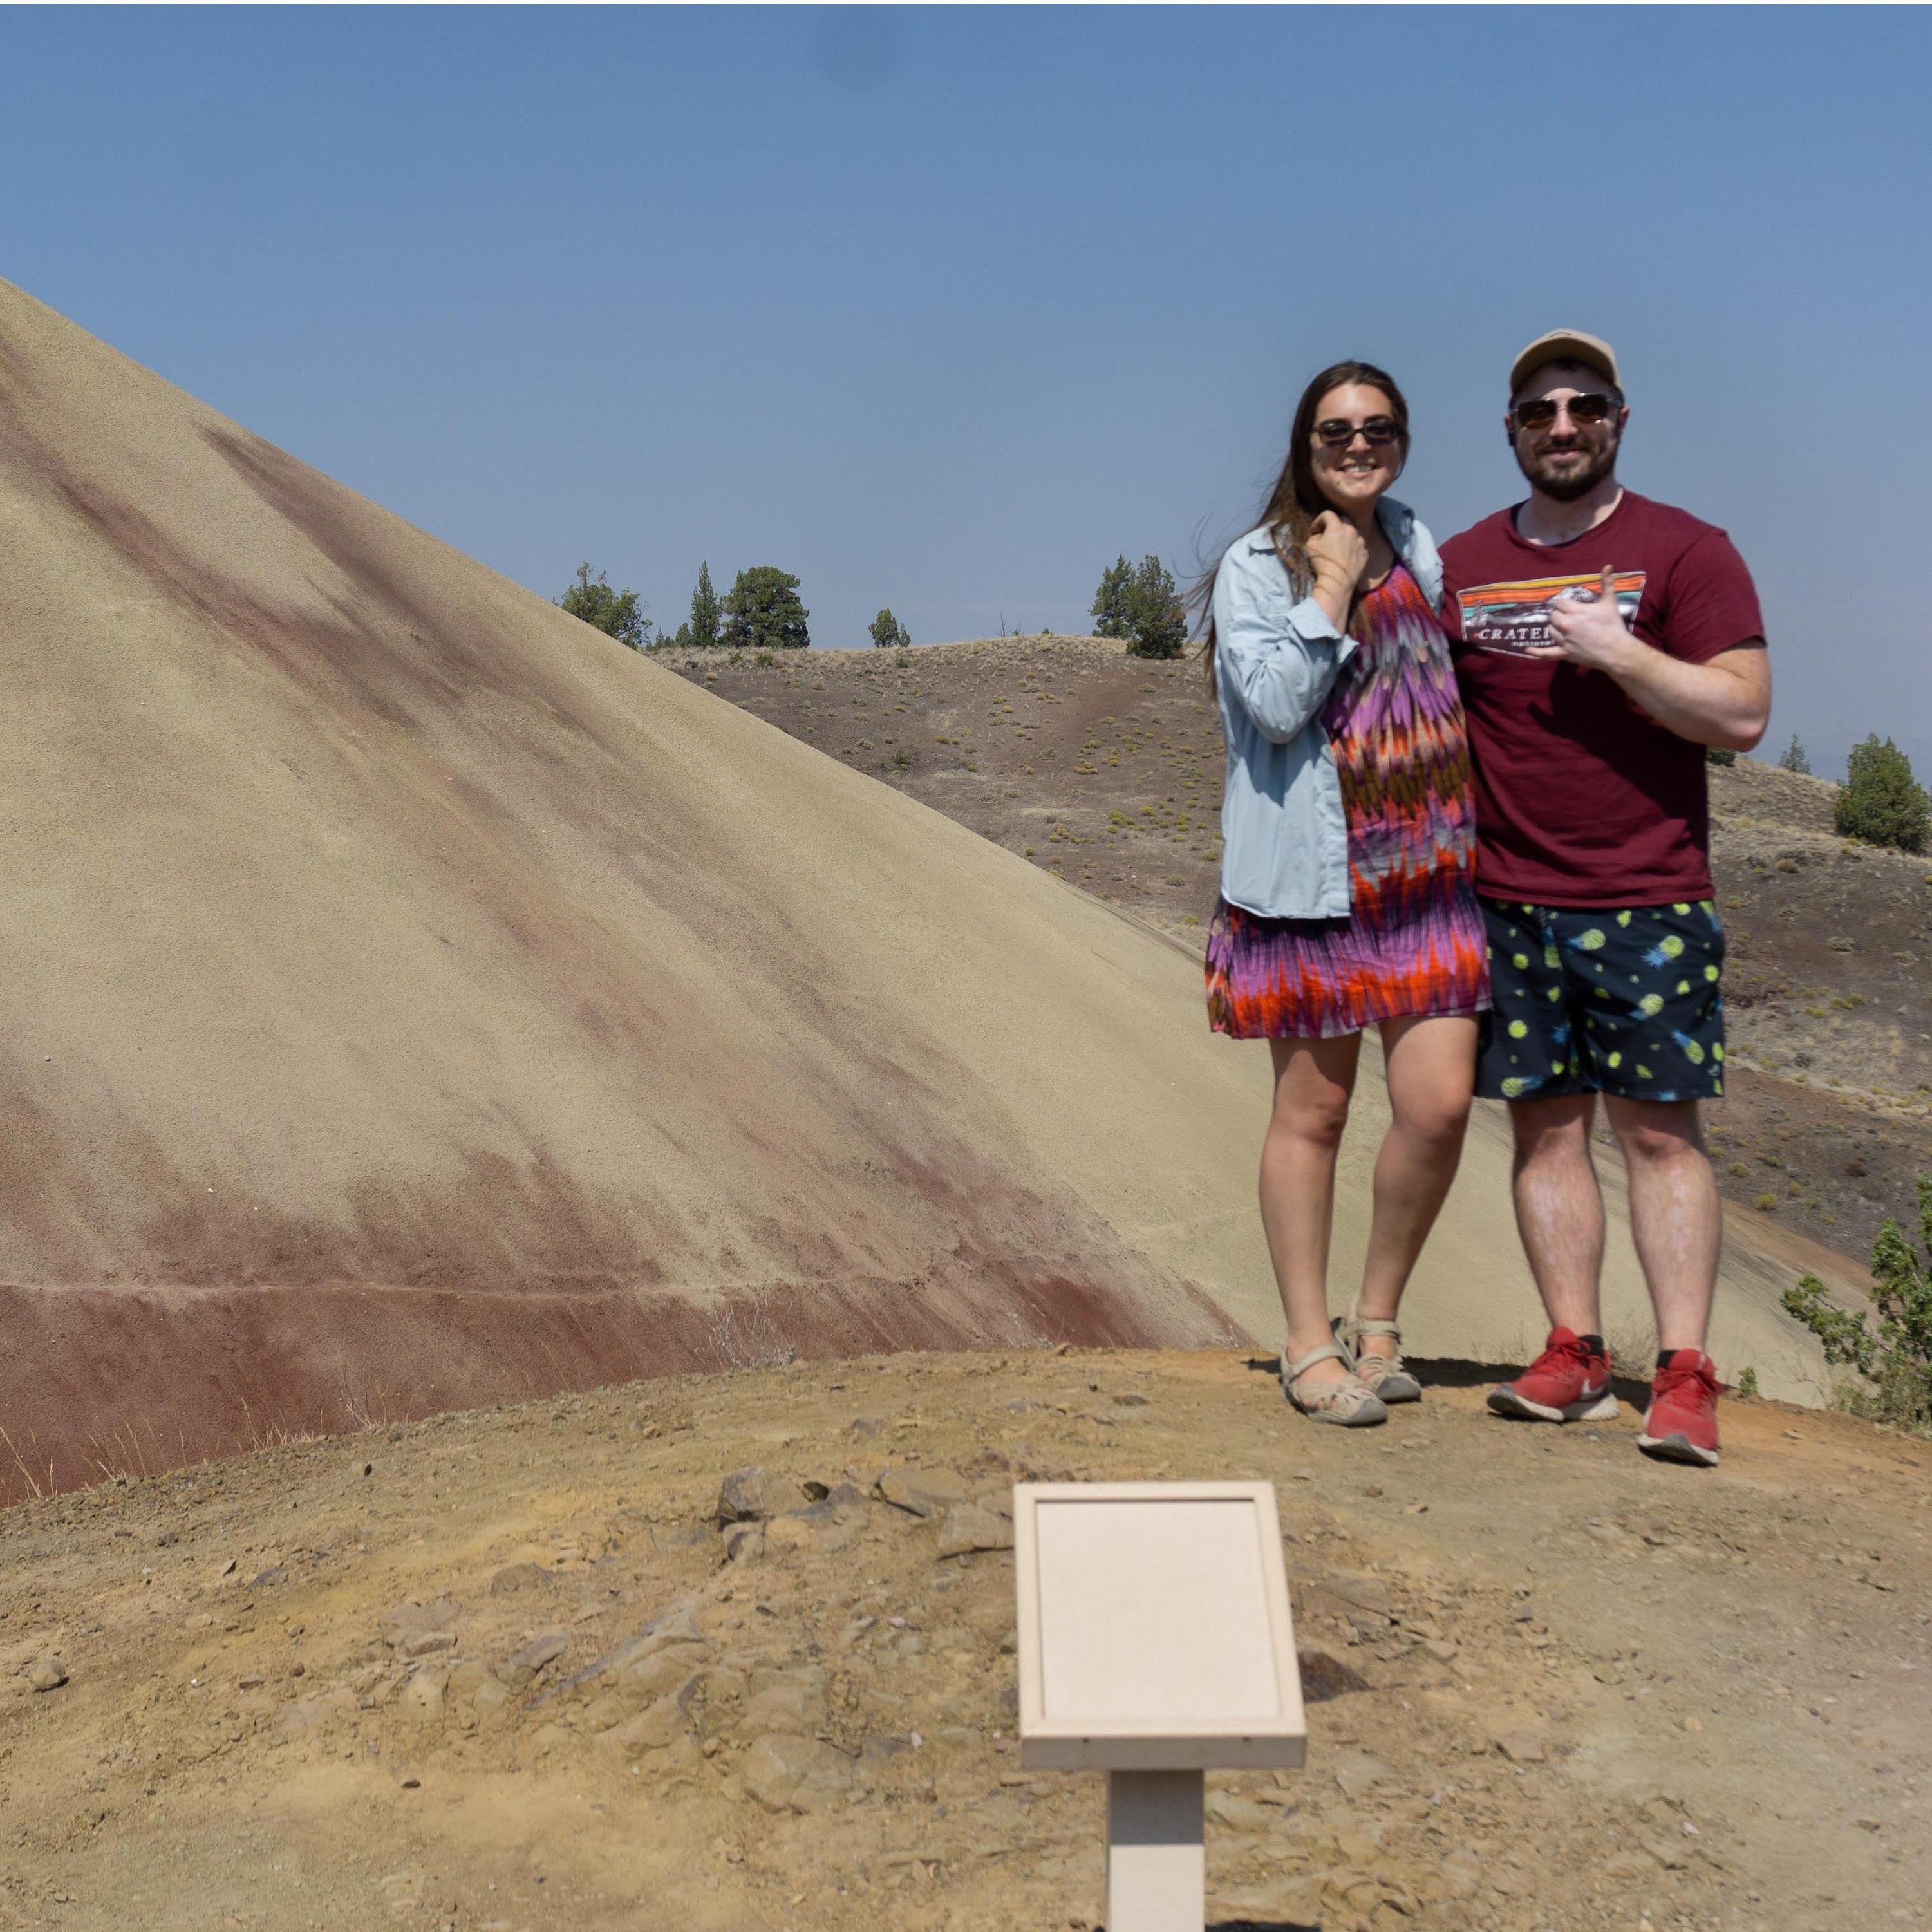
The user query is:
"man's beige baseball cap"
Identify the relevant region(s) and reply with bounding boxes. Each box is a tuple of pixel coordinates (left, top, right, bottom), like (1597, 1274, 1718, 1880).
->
(1510, 328, 1622, 398)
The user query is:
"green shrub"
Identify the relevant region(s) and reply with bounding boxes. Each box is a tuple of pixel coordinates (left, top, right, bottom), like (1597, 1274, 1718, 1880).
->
(869, 608, 912, 650)
(1777, 733, 1812, 775)
(1706, 746, 1738, 767)
(558, 564, 652, 648)
(1834, 735, 1929, 853)
(1782, 1175, 1932, 1432)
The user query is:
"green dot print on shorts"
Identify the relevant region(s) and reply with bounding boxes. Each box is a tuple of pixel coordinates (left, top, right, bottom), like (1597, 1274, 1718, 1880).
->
(1712, 1044, 1724, 1060)
(1677, 980, 1691, 995)
(1543, 945, 1561, 969)
(1547, 987, 1561, 1002)
(1607, 1051, 1623, 1069)
(1576, 928, 1606, 951)
(1617, 911, 1633, 927)
(1637, 1064, 1653, 1080)
(1705, 964, 1720, 981)
(1658, 934, 1684, 959)
(1685, 1042, 1705, 1064)
(1673, 903, 1690, 915)
(1513, 953, 1529, 969)
(1501, 1076, 1528, 1098)
(1639, 993, 1664, 1017)
(1509, 1020, 1528, 1038)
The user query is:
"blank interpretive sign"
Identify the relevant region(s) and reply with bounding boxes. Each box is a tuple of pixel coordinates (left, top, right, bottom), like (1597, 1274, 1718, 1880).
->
(1015, 1481, 1306, 1771)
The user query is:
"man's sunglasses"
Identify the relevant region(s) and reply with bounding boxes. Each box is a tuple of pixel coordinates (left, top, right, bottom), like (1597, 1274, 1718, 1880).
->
(1314, 416, 1403, 449)
(1511, 393, 1622, 432)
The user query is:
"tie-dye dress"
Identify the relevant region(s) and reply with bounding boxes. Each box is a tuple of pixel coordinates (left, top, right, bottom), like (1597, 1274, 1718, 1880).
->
(1205, 562, 1490, 1038)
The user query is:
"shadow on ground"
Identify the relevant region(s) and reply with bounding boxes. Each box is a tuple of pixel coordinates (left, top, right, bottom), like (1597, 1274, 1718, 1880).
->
(1243, 1353, 1653, 1410)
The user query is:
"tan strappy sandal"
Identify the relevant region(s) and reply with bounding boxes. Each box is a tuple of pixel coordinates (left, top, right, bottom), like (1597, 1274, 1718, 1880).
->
(1334, 1300, 1422, 1404)
(1280, 1341, 1388, 1427)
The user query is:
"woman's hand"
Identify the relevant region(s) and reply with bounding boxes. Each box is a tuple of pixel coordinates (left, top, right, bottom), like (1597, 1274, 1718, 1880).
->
(1304, 512, 1369, 593)
(1303, 512, 1369, 630)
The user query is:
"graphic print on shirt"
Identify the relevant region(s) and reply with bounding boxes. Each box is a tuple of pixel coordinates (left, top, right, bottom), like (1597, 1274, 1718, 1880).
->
(1457, 572, 1646, 656)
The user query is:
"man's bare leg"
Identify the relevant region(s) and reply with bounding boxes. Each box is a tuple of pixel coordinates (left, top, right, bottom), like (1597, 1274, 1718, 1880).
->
(1507, 1093, 1605, 1335)
(1604, 1096, 1720, 1353)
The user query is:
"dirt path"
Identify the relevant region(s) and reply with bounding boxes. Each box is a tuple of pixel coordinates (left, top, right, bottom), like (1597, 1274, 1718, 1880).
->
(6, 1348, 1927, 1932)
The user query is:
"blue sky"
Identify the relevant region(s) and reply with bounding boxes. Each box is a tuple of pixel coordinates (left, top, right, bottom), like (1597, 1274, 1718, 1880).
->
(2, 5, 1926, 778)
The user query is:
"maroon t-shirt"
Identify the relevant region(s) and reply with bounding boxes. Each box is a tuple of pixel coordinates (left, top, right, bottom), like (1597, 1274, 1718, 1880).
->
(1439, 491, 1765, 906)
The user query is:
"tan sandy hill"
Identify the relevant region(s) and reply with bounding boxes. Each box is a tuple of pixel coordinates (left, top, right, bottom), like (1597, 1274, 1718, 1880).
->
(0, 281, 1842, 1502)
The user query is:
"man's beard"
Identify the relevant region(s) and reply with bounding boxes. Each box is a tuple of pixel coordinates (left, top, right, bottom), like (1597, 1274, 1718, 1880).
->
(1518, 432, 1619, 502)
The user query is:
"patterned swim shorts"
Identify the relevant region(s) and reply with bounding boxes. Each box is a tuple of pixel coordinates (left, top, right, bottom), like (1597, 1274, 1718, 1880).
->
(1475, 897, 1725, 1104)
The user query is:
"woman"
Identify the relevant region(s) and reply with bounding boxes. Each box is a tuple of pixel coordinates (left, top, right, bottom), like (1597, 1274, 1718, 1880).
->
(1201, 361, 1488, 1427)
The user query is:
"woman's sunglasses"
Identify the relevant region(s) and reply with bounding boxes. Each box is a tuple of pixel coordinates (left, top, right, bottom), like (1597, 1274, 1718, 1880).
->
(1511, 393, 1622, 431)
(1313, 417, 1403, 449)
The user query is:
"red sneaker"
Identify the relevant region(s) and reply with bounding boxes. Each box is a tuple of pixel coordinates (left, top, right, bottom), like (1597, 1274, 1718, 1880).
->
(1638, 1351, 1721, 1467)
(1487, 1327, 1617, 1423)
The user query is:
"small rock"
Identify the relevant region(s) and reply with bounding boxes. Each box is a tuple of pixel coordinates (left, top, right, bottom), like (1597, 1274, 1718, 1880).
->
(28, 1658, 68, 1693)
(878, 1467, 973, 1519)
(1404, 1502, 1429, 1515)
(936, 1503, 1016, 1559)
(717, 1468, 768, 1524)
(489, 1562, 552, 1595)
(724, 1523, 765, 1564)
(597, 1676, 701, 1759)
(1681, 1715, 1703, 1733)
(1363, 1484, 1384, 1499)
(1113, 1393, 1150, 1407)
(505, 1630, 569, 1678)
(403, 1631, 457, 1659)
(1494, 1732, 1546, 1764)
(1297, 1649, 1369, 1702)
(1422, 1639, 1458, 1664)
(1330, 1747, 1392, 1796)
(1205, 1792, 1271, 1830)
(400, 1669, 448, 1724)
(740, 1732, 854, 1814)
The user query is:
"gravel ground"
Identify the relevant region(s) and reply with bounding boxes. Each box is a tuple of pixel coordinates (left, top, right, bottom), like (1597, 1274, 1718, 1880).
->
(5, 1347, 1928, 1932)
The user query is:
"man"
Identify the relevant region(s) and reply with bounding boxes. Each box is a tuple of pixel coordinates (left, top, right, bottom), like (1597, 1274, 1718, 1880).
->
(1440, 329, 1771, 1468)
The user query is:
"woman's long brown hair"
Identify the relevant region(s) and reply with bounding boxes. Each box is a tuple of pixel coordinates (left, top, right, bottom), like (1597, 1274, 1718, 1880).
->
(1194, 359, 1409, 697)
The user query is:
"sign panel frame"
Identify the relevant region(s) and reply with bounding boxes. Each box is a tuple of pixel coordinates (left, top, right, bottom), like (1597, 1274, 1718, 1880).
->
(1014, 1479, 1306, 1772)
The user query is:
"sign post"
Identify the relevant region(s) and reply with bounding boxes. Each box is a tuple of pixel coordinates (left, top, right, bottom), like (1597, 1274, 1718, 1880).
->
(1013, 1481, 1306, 1932)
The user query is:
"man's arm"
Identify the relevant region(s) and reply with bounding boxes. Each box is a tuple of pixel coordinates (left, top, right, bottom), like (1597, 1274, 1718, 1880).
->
(1535, 566, 1772, 751)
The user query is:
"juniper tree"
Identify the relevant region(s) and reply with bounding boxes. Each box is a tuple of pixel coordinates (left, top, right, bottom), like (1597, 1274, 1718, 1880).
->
(1834, 735, 1929, 853)
(722, 566, 810, 652)
(558, 564, 650, 649)
(687, 561, 721, 649)
(1090, 556, 1134, 639)
(1125, 555, 1187, 659)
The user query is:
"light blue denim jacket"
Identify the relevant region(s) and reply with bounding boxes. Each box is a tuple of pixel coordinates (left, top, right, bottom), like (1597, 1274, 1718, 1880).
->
(1213, 496, 1444, 919)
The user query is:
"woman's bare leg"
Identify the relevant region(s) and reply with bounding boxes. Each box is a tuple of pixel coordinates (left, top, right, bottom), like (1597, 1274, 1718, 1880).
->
(1353, 1015, 1478, 1358)
(1259, 1034, 1362, 1391)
